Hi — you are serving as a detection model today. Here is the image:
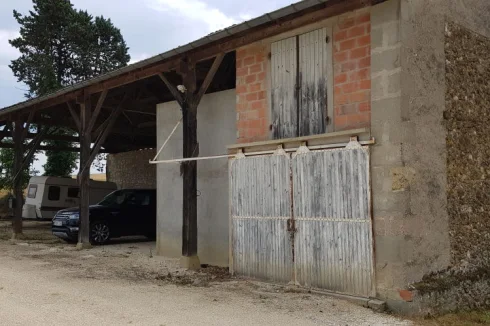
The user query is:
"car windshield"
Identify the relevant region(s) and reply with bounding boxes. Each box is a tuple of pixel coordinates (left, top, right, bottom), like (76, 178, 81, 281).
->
(98, 190, 129, 207)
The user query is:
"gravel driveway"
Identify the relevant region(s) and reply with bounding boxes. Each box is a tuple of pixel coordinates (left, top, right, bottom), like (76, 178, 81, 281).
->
(0, 221, 411, 325)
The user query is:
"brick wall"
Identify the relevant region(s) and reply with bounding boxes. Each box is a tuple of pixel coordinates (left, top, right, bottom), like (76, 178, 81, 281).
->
(235, 8, 372, 142)
(333, 9, 371, 131)
(236, 44, 269, 143)
(106, 149, 156, 189)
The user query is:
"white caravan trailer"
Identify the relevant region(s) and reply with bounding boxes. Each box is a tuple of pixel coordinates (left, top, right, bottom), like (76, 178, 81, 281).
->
(22, 176, 117, 220)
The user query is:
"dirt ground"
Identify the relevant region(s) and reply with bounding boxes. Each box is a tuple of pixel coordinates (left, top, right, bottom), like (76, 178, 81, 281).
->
(0, 220, 412, 326)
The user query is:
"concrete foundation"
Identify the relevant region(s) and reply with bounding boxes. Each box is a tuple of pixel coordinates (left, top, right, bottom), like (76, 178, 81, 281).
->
(156, 89, 236, 267)
(76, 242, 92, 250)
(180, 256, 201, 270)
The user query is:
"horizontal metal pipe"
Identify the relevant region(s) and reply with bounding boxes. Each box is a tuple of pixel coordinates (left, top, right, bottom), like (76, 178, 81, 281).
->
(149, 139, 375, 164)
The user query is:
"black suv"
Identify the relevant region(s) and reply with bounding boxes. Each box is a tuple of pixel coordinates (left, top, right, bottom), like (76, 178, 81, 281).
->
(52, 189, 156, 245)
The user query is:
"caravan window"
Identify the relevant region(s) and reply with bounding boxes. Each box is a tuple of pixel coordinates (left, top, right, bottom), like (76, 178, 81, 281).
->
(48, 186, 61, 201)
(27, 185, 37, 198)
(67, 187, 79, 198)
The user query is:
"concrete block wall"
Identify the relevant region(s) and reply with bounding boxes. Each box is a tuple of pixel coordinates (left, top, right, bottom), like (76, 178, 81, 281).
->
(156, 90, 236, 267)
(370, 1, 410, 305)
(333, 9, 372, 131)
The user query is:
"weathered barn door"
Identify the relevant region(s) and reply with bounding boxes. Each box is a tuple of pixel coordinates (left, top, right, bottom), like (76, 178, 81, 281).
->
(298, 28, 330, 136)
(230, 153, 294, 283)
(271, 27, 332, 139)
(271, 37, 298, 139)
(292, 145, 374, 297)
(230, 143, 374, 297)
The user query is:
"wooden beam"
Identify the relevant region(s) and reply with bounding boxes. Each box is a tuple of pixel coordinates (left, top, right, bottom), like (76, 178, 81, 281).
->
(158, 72, 183, 106)
(12, 118, 24, 236)
(81, 94, 129, 175)
(21, 111, 35, 141)
(86, 90, 108, 134)
(77, 94, 91, 247)
(192, 53, 225, 107)
(122, 111, 134, 126)
(0, 142, 88, 152)
(21, 126, 49, 169)
(0, 130, 79, 143)
(180, 64, 199, 260)
(67, 102, 81, 131)
(137, 121, 156, 129)
(125, 109, 156, 116)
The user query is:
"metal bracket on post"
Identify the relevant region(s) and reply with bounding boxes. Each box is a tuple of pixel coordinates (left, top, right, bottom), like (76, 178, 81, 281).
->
(235, 149, 245, 159)
(273, 145, 287, 156)
(346, 136, 362, 149)
(295, 142, 310, 155)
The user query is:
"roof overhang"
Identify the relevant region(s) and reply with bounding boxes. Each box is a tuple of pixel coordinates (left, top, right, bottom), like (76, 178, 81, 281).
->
(0, 0, 384, 118)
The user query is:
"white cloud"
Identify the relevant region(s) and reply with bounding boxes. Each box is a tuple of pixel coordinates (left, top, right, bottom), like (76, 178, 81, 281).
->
(238, 13, 254, 21)
(0, 29, 19, 59)
(129, 52, 151, 65)
(145, 0, 238, 32)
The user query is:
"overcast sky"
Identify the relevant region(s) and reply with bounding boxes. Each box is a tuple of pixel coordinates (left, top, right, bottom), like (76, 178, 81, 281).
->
(0, 0, 294, 174)
(0, 0, 295, 108)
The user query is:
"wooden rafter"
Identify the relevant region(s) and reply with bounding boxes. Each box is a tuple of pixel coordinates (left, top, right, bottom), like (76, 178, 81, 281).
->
(0, 142, 87, 153)
(158, 72, 183, 106)
(22, 126, 50, 167)
(80, 93, 129, 175)
(67, 102, 81, 131)
(86, 90, 108, 134)
(192, 53, 225, 107)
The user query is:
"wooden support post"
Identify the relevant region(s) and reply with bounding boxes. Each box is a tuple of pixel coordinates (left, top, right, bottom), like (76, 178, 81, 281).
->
(181, 63, 199, 267)
(76, 91, 127, 249)
(181, 100, 199, 259)
(77, 95, 92, 249)
(12, 117, 24, 238)
(159, 55, 224, 269)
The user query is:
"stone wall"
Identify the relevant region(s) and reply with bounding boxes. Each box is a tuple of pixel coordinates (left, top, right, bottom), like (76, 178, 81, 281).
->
(368, 0, 490, 314)
(410, 22, 490, 315)
(445, 23, 490, 269)
(106, 149, 156, 189)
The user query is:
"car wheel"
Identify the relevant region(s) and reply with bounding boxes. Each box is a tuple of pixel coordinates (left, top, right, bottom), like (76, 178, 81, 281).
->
(90, 221, 110, 245)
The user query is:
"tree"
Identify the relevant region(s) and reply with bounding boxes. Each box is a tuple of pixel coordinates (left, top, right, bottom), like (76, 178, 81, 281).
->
(6, 0, 130, 178)
(9, 0, 130, 98)
(0, 140, 39, 192)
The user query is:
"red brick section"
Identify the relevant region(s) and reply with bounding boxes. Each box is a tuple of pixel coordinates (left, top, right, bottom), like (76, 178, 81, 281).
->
(333, 10, 371, 131)
(398, 289, 414, 302)
(236, 44, 269, 143)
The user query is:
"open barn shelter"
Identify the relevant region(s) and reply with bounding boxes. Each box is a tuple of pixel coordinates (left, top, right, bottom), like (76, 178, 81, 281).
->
(2, 0, 490, 315)
(0, 50, 237, 246)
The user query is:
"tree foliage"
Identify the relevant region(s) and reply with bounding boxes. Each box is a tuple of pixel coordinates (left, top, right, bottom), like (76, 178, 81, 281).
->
(0, 139, 39, 192)
(9, 0, 130, 98)
(5, 0, 131, 180)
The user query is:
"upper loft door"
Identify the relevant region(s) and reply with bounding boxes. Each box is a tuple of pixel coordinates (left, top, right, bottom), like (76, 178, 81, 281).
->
(271, 27, 333, 140)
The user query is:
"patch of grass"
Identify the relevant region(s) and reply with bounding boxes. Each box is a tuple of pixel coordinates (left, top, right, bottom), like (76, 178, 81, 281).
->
(415, 311, 490, 325)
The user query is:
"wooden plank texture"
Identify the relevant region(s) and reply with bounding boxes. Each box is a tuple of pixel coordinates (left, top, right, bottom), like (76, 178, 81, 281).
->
(271, 36, 298, 139)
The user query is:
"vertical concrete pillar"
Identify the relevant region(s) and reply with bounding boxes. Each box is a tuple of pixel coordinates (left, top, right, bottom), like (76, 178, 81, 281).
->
(370, 0, 451, 311)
